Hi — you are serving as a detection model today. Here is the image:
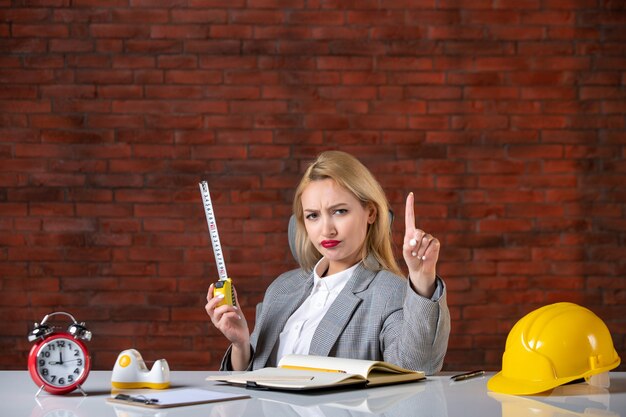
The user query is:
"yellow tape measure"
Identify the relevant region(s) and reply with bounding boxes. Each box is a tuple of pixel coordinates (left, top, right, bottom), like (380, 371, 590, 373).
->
(199, 181, 235, 307)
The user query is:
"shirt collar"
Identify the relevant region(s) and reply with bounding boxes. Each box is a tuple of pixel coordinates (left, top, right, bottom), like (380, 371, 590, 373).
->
(312, 257, 360, 293)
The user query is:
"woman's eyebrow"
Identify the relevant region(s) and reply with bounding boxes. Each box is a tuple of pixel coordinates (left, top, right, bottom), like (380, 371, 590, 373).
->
(303, 203, 348, 212)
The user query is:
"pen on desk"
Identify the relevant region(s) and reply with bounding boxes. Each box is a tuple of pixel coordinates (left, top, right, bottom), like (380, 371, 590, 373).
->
(450, 370, 485, 381)
(279, 365, 346, 373)
(114, 394, 159, 405)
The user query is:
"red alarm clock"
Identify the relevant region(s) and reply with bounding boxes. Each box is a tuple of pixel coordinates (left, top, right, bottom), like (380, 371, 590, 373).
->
(27, 312, 92, 396)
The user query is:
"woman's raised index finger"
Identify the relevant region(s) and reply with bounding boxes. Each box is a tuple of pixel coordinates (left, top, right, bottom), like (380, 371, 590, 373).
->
(405, 192, 415, 231)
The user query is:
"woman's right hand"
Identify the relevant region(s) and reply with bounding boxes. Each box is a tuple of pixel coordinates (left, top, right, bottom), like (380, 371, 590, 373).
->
(205, 284, 250, 348)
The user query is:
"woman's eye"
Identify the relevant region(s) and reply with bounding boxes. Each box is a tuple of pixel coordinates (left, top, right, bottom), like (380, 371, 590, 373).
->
(305, 213, 318, 220)
(334, 209, 348, 215)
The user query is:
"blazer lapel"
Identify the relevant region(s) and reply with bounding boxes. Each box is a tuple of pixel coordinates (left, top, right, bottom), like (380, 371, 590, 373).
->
(308, 263, 378, 356)
(253, 271, 313, 369)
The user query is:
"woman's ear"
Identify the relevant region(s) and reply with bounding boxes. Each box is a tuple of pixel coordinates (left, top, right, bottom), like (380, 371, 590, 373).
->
(367, 203, 377, 224)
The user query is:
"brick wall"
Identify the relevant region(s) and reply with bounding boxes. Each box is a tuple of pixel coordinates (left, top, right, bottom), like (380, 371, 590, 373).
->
(1, 1, 624, 372)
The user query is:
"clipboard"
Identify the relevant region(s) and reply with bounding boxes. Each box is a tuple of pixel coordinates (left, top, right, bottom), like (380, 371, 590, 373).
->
(106, 388, 250, 409)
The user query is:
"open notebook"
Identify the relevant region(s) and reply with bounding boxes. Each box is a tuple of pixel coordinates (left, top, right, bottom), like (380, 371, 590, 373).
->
(207, 354, 425, 391)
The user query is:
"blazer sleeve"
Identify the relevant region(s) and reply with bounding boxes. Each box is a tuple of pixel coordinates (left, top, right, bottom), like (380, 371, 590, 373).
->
(380, 276, 451, 375)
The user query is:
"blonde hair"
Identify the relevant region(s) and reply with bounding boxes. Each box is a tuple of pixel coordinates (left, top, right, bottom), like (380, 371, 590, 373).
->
(292, 151, 402, 276)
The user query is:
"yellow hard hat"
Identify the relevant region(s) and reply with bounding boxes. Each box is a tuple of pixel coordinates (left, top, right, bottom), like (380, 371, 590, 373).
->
(488, 302, 621, 395)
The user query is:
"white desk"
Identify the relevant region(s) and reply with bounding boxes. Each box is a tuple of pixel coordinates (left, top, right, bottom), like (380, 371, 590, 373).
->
(1, 371, 624, 417)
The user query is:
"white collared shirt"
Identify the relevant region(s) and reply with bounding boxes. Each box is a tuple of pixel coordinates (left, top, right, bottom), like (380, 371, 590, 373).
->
(274, 258, 358, 364)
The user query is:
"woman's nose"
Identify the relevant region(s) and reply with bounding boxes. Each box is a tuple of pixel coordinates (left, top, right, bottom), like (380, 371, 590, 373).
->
(322, 216, 337, 237)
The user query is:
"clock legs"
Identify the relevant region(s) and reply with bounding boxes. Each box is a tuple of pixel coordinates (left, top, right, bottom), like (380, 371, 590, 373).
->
(34, 384, 88, 397)
(76, 384, 87, 396)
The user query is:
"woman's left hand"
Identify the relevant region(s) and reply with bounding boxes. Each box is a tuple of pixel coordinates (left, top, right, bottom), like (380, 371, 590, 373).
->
(403, 192, 440, 298)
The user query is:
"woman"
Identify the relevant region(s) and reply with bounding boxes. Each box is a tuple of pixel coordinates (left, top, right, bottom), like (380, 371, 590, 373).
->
(205, 151, 450, 374)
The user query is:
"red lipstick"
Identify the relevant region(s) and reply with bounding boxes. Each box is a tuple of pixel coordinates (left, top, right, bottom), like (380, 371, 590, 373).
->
(321, 240, 340, 248)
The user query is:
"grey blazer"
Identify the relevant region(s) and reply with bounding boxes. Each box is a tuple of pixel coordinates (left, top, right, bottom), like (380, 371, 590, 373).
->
(220, 262, 450, 375)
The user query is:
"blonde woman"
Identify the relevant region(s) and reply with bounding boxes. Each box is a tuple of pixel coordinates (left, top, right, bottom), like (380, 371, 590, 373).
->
(205, 151, 450, 374)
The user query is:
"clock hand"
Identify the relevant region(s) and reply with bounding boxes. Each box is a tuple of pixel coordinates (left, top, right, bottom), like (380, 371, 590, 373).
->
(49, 351, 63, 365)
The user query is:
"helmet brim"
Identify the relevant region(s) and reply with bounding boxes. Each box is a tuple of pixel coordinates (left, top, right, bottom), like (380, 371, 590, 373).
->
(488, 357, 621, 395)
(487, 371, 580, 395)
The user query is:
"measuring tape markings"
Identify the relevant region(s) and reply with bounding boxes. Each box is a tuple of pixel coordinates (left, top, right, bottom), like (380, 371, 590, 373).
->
(199, 181, 228, 282)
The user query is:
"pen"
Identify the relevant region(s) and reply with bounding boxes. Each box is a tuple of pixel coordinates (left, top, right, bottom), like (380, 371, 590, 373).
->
(114, 394, 159, 405)
(450, 370, 485, 381)
(279, 365, 346, 373)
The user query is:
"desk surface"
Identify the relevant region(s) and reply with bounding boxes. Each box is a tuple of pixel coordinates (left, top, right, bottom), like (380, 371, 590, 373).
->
(1, 371, 624, 417)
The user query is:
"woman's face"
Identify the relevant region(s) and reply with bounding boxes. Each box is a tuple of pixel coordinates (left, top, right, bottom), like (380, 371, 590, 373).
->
(300, 178, 376, 275)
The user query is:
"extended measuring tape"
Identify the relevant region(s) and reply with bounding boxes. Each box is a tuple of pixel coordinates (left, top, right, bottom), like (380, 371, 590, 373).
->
(199, 181, 235, 306)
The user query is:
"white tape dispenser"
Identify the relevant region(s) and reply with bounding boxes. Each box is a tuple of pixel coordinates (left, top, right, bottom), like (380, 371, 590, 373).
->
(111, 349, 170, 389)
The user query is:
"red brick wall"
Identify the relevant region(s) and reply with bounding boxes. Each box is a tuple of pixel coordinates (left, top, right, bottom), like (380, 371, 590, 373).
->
(1, 1, 624, 372)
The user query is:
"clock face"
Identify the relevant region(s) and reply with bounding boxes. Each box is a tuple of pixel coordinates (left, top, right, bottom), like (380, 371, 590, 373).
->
(30, 334, 90, 393)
